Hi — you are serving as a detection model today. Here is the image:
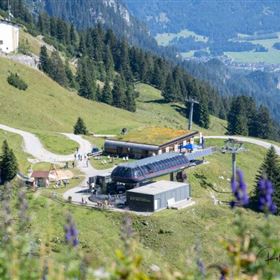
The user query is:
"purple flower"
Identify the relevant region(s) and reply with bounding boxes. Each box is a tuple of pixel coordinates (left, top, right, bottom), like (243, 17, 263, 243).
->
(64, 214, 79, 247)
(230, 170, 249, 208)
(196, 259, 205, 276)
(258, 178, 277, 214)
(220, 272, 226, 280)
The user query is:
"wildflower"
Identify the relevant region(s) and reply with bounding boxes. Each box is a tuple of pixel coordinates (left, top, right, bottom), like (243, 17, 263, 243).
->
(230, 170, 249, 208)
(197, 259, 205, 276)
(64, 214, 79, 247)
(258, 178, 277, 214)
(18, 190, 29, 227)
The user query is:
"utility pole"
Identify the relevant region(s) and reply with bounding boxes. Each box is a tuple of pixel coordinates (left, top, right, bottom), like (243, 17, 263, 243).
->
(221, 139, 246, 182)
(185, 97, 199, 130)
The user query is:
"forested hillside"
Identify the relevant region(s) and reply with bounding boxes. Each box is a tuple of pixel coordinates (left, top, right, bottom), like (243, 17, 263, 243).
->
(1, 0, 279, 140)
(24, 0, 160, 52)
(183, 59, 280, 122)
(0, 0, 228, 125)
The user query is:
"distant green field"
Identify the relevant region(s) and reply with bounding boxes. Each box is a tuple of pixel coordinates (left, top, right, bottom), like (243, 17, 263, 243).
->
(155, 28, 208, 46)
(163, 28, 280, 64)
(226, 35, 280, 64)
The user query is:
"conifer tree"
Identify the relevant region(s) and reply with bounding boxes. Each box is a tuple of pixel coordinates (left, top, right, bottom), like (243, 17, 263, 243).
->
(162, 73, 177, 102)
(69, 24, 77, 46)
(104, 45, 114, 80)
(102, 78, 112, 105)
(152, 61, 164, 89)
(253, 146, 280, 214)
(73, 117, 88, 135)
(227, 97, 248, 136)
(65, 60, 76, 88)
(112, 75, 125, 108)
(49, 51, 68, 87)
(78, 34, 86, 56)
(0, 140, 18, 184)
(125, 84, 136, 112)
(39, 46, 51, 74)
(255, 105, 273, 139)
(194, 99, 210, 129)
(76, 58, 95, 100)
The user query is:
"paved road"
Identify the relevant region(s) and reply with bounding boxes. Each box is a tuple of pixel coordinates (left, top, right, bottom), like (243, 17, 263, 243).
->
(203, 135, 280, 155)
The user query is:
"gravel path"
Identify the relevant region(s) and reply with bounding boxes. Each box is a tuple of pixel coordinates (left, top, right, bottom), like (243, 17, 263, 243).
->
(2, 123, 279, 205)
(0, 124, 114, 203)
(0, 124, 75, 163)
(204, 135, 280, 155)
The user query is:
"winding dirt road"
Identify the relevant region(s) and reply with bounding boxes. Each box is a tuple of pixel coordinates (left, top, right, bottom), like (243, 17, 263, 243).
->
(1, 123, 279, 205)
(204, 135, 280, 155)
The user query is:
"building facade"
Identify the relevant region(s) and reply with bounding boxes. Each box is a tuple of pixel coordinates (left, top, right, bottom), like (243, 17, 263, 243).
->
(0, 20, 19, 53)
(126, 180, 191, 212)
(104, 131, 199, 159)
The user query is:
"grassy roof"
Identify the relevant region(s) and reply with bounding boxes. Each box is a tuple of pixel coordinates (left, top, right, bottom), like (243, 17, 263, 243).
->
(116, 127, 193, 145)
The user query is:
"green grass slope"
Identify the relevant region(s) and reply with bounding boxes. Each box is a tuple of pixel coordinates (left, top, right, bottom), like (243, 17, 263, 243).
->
(1, 54, 279, 272)
(0, 57, 226, 135)
(0, 57, 141, 134)
(0, 130, 30, 171)
(27, 139, 280, 272)
(0, 57, 226, 158)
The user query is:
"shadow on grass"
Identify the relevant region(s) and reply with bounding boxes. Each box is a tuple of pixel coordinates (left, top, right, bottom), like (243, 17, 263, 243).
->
(193, 173, 232, 194)
(171, 104, 187, 118)
(142, 99, 168, 104)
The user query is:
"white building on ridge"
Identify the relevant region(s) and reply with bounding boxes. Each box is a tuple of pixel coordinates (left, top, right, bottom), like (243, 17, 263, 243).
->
(0, 20, 19, 54)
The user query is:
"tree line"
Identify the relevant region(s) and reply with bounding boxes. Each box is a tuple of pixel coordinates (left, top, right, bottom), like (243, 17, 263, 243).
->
(1, 0, 227, 124)
(227, 96, 280, 140)
(1, 0, 279, 136)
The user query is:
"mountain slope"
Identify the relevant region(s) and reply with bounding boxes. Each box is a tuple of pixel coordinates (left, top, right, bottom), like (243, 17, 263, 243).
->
(183, 59, 280, 122)
(25, 0, 158, 51)
(0, 56, 226, 135)
(124, 0, 280, 63)
(124, 0, 280, 42)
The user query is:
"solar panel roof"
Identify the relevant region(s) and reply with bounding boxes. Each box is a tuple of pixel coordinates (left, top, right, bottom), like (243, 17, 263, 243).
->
(118, 152, 185, 168)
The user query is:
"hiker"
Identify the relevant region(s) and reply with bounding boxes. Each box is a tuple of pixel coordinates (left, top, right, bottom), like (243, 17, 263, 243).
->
(72, 161, 75, 168)
(81, 197, 84, 204)
(76, 146, 79, 152)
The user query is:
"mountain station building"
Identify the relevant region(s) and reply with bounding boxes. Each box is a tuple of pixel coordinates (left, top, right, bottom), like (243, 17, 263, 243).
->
(104, 127, 199, 159)
(126, 180, 191, 212)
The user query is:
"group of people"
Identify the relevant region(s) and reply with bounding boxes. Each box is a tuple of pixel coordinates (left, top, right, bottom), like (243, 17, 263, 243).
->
(74, 149, 89, 167)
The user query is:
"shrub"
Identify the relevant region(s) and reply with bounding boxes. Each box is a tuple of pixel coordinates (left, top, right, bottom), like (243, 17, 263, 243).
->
(18, 39, 31, 55)
(7, 72, 28, 91)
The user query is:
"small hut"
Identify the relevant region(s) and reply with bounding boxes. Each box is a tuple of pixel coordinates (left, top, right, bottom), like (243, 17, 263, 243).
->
(31, 171, 50, 187)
